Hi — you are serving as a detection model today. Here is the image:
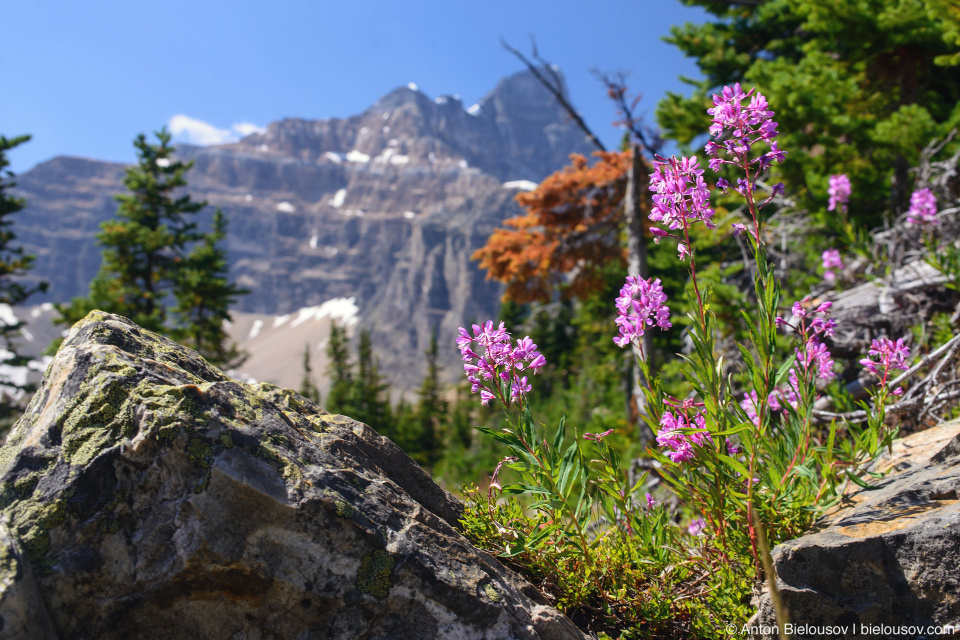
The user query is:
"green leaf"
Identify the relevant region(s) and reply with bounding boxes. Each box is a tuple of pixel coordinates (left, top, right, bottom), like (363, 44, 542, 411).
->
(552, 413, 567, 451)
(557, 442, 581, 498)
(717, 454, 751, 479)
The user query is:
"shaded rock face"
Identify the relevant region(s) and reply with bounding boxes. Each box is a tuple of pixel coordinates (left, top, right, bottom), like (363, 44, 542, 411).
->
(752, 421, 960, 639)
(12, 70, 594, 389)
(0, 312, 584, 640)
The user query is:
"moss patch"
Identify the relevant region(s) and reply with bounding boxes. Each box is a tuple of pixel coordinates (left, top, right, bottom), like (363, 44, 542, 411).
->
(357, 550, 394, 598)
(334, 499, 354, 518)
(483, 582, 502, 603)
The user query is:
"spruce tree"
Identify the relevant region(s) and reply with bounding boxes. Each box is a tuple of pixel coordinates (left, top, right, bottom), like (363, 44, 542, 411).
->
(411, 331, 448, 467)
(0, 134, 47, 429)
(298, 343, 321, 403)
(55, 128, 245, 362)
(352, 329, 389, 431)
(171, 209, 248, 368)
(325, 321, 354, 414)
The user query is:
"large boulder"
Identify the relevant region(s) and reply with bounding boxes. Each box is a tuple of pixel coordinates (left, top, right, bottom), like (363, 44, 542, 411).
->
(751, 421, 960, 639)
(0, 311, 584, 640)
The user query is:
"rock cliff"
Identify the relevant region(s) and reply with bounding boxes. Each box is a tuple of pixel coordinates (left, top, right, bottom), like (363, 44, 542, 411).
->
(0, 312, 585, 639)
(11, 70, 594, 389)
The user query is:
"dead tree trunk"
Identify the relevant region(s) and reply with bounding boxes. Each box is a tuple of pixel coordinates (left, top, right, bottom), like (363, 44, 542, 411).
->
(624, 145, 653, 445)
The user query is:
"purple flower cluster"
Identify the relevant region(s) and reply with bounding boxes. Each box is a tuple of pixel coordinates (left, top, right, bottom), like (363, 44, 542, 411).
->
(768, 300, 838, 410)
(860, 338, 910, 383)
(656, 410, 712, 463)
(906, 188, 938, 226)
(828, 174, 851, 213)
(649, 155, 716, 243)
(703, 83, 785, 173)
(614, 276, 672, 348)
(778, 300, 837, 381)
(457, 321, 546, 406)
(741, 388, 792, 426)
(821, 249, 844, 283)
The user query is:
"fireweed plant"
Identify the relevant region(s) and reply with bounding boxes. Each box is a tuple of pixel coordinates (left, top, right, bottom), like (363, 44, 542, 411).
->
(458, 85, 910, 637)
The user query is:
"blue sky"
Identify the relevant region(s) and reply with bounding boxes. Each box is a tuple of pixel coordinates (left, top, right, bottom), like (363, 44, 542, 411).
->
(2, 1, 709, 173)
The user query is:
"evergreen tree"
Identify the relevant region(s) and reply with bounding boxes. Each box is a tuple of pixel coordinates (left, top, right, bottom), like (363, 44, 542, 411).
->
(411, 331, 448, 467)
(298, 343, 321, 403)
(351, 329, 389, 430)
(172, 209, 248, 368)
(55, 128, 245, 361)
(0, 134, 47, 430)
(325, 321, 354, 414)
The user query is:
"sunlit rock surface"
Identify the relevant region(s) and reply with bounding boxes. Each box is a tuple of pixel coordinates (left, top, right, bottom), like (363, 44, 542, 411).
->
(751, 420, 960, 639)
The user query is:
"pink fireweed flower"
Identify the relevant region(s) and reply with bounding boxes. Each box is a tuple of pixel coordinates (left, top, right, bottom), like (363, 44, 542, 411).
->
(741, 391, 761, 426)
(458, 321, 545, 407)
(821, 248, 844, 283)
(614, 276, 671, 348)
(645, 493, 657, 510)
(860, 338, 911, 383)
(648, 154, 716, 233)
(776, 299, 838, 404)
(704, 84, 784, 173)
(656, 410, 712, 463)
(742, 389, 788, 426)
(827, 174, 851, 213)
(688, 517, 706, 536)
(906, 188, 938, 225)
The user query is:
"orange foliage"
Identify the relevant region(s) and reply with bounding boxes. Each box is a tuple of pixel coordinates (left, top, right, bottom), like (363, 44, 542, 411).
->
(473, 150, 634, 303)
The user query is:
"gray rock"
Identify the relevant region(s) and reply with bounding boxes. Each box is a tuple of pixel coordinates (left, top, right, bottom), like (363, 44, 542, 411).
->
(752, 420, 960, 639)
(0, 311, 585, 640)
(0, 520, 59, 640)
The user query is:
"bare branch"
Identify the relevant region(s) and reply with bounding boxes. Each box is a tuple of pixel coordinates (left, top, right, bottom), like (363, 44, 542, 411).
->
(500, 37, 606, 152)
(595, 71, 663, 155)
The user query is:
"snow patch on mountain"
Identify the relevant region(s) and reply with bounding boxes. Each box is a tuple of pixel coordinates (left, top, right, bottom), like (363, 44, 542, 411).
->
(290, 298, 359, 328)
(346, 150, 370, 163)
(503, 180, 539, 191)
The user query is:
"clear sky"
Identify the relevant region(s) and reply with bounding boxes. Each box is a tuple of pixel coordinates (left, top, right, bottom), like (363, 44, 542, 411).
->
(2, 1, 709, 173)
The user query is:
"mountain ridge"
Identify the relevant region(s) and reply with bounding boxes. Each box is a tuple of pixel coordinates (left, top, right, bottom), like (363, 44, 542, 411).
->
(11, 69, 594, 390)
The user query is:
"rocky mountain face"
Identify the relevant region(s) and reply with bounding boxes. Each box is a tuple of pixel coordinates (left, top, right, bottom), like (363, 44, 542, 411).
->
(12, 71, 593, 389)
(0, 312, 585, 639)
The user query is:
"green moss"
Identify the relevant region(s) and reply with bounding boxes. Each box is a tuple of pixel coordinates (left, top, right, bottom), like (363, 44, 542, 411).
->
(193, 468, 212, 494)
(186, 438, 213, 465)
(0, 471, 43, 510)
(282, 461, 303, 485)
(483, 582, 502, 603)
(356, 550, 394, 598)
(13, 499, 68, 564)
(219, 432, 234, 448)
(334, 499, 354, 518)
(0, 538, 16, 582)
